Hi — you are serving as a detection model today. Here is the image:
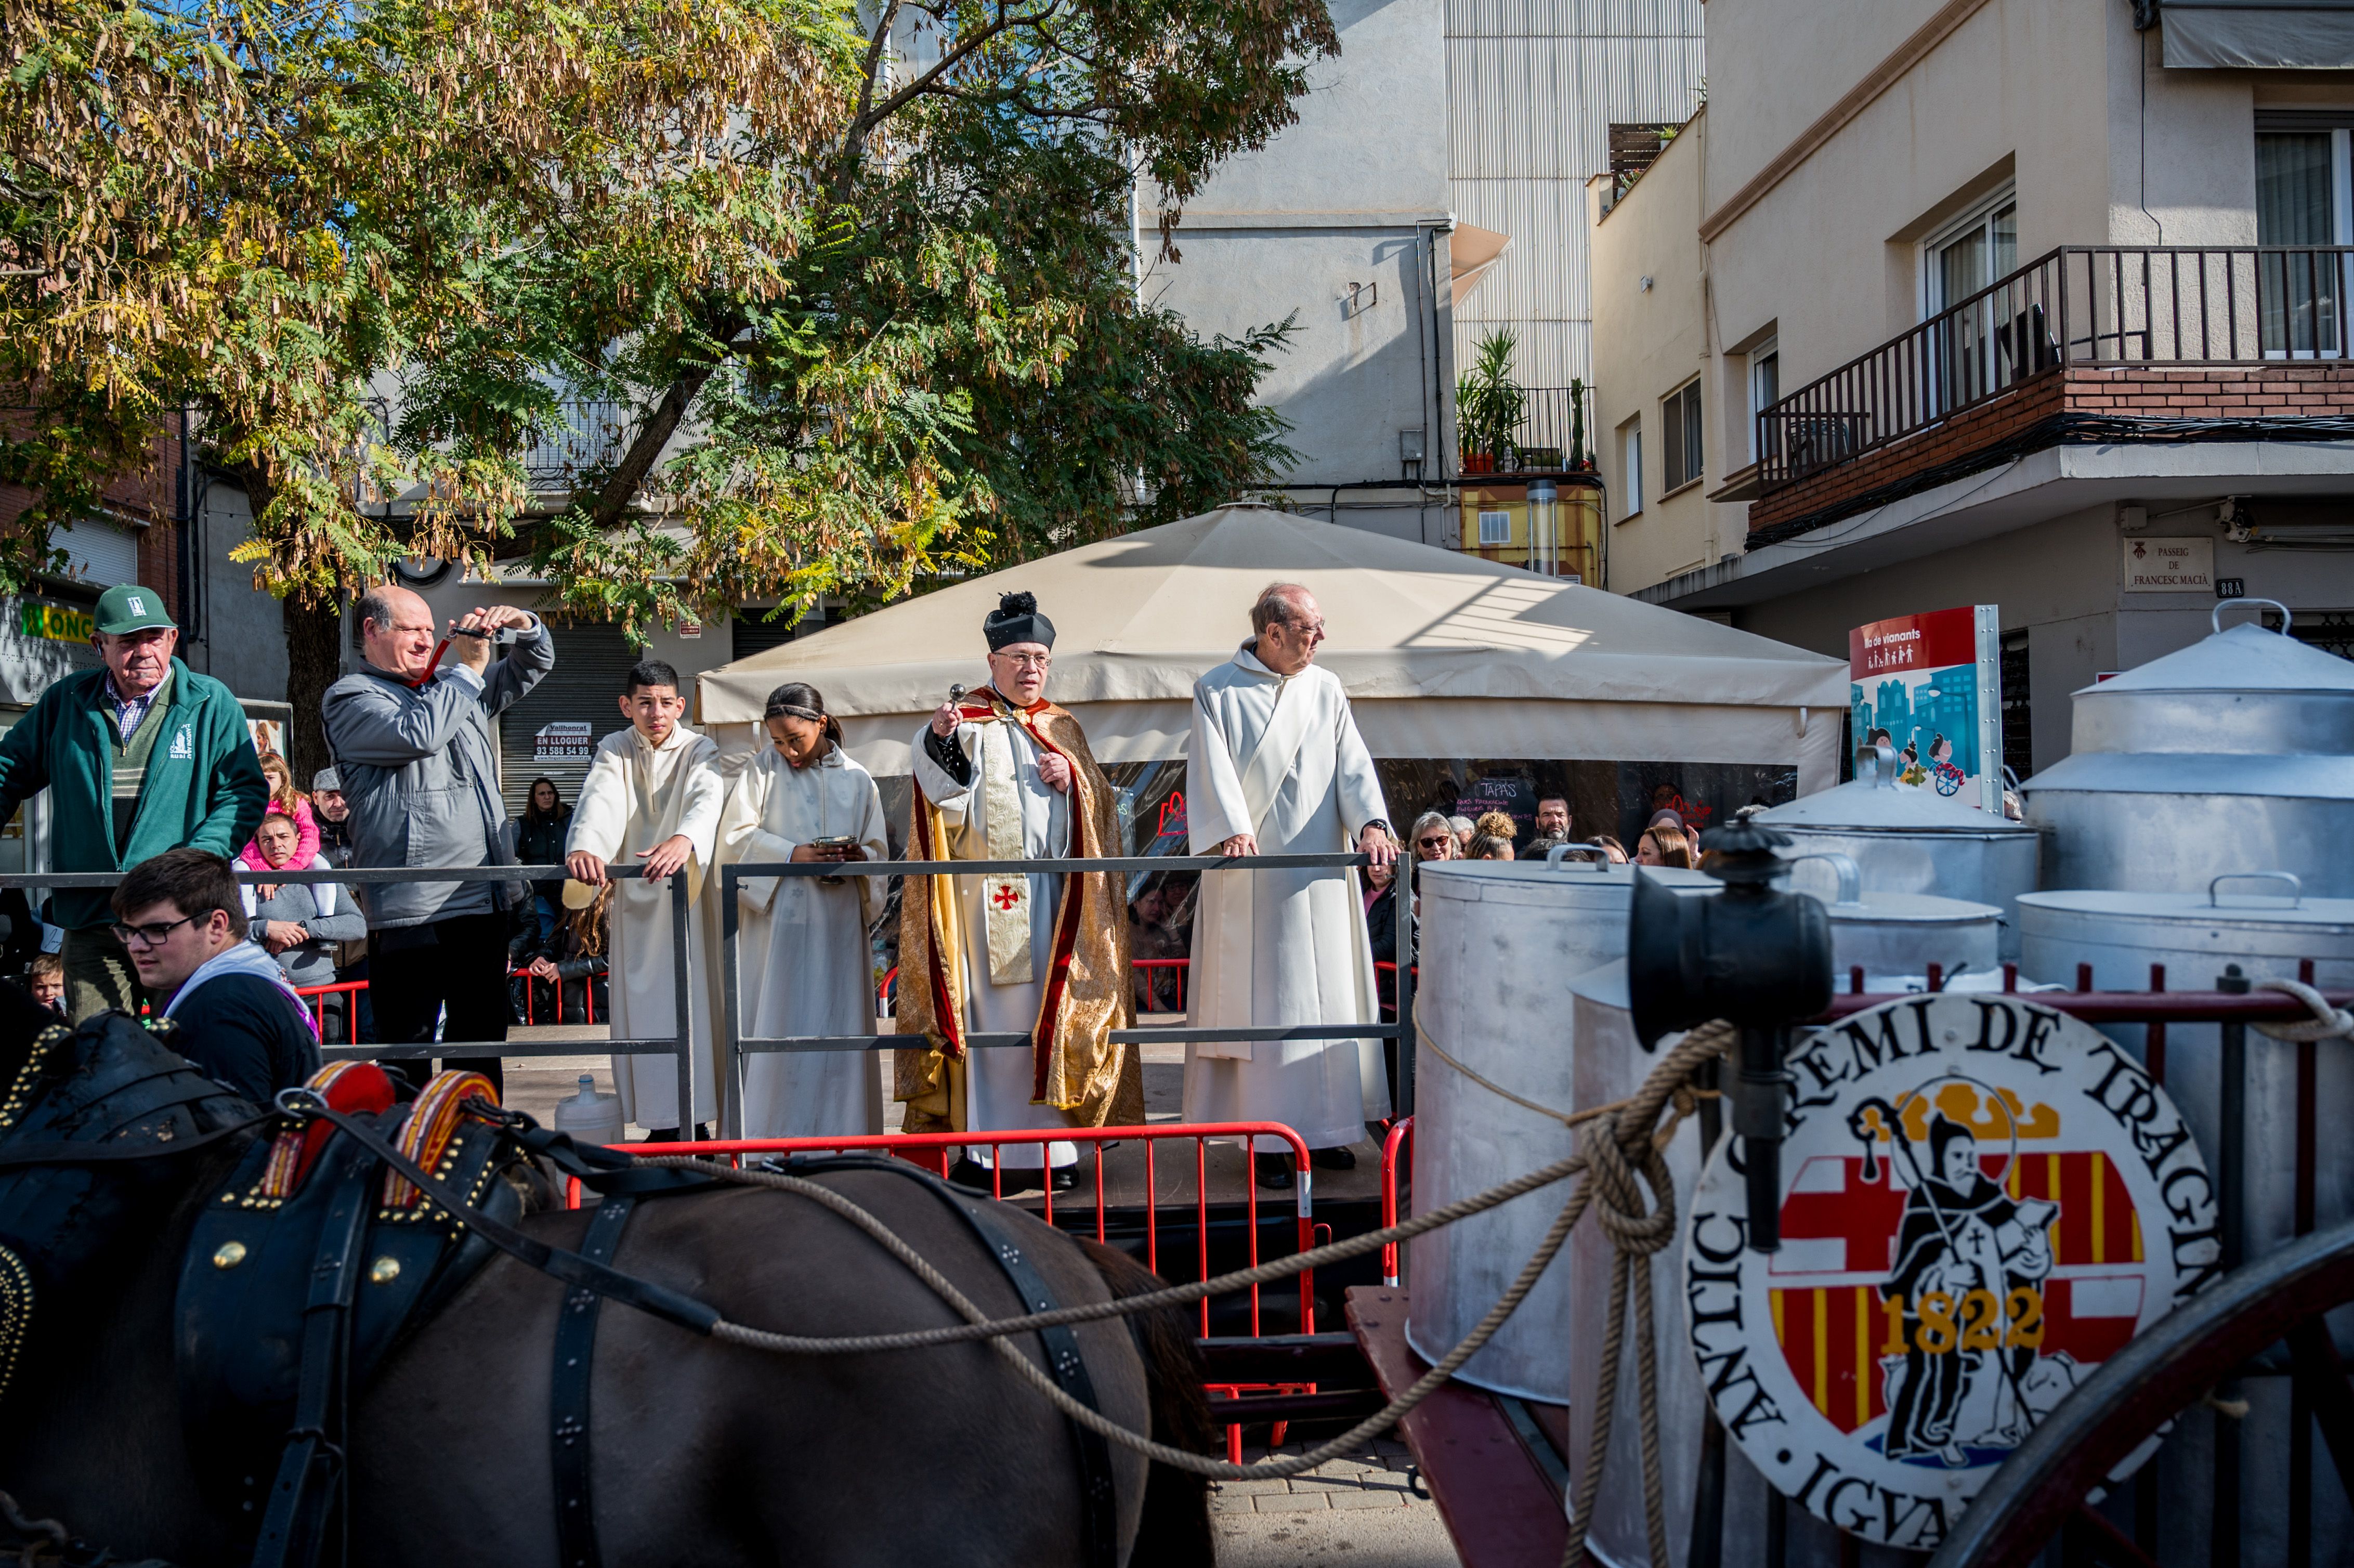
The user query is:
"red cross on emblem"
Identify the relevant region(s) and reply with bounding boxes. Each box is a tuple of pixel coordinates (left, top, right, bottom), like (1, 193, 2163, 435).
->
(991, 884, 1022, 911)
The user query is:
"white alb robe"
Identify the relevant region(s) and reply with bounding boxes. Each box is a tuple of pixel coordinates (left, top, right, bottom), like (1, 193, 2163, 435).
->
(566, 723, 726, 1131)
(720, 744, 889, 1139)
(911, 714, 1077, 1169)
(1182, 646, 1392, 1152)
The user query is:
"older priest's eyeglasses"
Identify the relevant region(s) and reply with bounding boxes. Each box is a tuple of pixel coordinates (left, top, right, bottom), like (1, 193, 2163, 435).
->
(111, 914, 195, 949)
(998, 652, 1051, 670)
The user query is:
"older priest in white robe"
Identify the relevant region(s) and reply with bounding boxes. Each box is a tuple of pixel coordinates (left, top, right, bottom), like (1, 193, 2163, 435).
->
(720, 681, 890, 1139)
(1183, 583, 1396, 1189)
(565, 659, 726, 1136)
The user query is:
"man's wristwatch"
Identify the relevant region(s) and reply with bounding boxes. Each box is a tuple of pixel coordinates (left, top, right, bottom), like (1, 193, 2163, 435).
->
(1359, 819, 1394, 841)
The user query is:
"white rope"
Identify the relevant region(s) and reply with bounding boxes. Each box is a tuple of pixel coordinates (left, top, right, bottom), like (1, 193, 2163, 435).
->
(2255, 977, 2354, 1042)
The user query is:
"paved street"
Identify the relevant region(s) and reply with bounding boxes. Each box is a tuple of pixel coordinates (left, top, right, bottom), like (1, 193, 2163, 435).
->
(1211, 1440, 1462, 1567)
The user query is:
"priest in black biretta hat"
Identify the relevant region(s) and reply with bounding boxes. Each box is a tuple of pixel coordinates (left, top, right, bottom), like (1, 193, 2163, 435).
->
(896, 587, 1140, 1192)
(983, 590, 1054, 652)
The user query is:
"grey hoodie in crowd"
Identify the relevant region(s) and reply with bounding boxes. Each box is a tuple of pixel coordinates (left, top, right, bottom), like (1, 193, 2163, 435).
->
(320, 624, 555, 929)
(245, 867, 367, 988)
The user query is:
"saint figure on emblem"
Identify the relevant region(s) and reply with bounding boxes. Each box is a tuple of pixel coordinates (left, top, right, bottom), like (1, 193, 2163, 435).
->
(1877, 1109, 2059, 1468)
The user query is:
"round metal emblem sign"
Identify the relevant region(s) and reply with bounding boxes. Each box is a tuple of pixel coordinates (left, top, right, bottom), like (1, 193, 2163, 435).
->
(1683, 994, 2219, 1551)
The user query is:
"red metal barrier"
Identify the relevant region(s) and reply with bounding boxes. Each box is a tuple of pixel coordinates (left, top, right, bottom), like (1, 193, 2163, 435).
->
(1208, 1381, 1315, 1462)
(1381, 1117, 1413, 1288)
(571, 1121, 1320, 1336)
(560, 1116, 1318, 1328)
(511, 966, 597, 1026)
(292, 980, 365, 1046)
(1133, 957, 1188, 1014)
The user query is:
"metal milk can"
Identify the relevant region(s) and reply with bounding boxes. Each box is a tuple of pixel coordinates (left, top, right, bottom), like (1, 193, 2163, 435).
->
(1759, 744, 2038, 959)
(1405, 855, 1709, 1400)
(2020, 600, 2354, 897)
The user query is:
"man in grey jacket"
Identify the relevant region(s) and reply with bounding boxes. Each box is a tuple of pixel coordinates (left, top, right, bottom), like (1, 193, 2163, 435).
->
(322, 585, 554, 1092)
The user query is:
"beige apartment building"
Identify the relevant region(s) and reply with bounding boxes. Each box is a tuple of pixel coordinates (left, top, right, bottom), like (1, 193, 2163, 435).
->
(1592, 0, 2354, 774)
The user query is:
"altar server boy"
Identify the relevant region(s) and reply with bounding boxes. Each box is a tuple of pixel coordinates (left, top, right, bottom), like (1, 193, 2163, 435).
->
(565, 659, 726, 1138)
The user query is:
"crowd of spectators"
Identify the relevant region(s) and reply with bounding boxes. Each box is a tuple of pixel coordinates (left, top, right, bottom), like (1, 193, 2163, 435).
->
(0, 575, 1745, 1122)
(0, 582, 619, 1114)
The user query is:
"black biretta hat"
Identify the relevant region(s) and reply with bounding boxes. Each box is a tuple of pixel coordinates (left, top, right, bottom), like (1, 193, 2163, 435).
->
(984, 591, 1054, 651)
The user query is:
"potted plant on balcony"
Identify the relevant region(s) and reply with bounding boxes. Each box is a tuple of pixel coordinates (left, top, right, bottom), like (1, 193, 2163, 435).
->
(1456, 328, 1525, 475)
(1568, 377, 1591, 471)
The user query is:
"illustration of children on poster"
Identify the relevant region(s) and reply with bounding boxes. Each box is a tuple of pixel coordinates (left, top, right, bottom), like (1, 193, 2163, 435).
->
(1848, 606, 2003, 814)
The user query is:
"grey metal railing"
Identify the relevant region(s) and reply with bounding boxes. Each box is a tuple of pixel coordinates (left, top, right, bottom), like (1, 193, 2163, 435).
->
(1758, 244, 2354, 488)
(9, 853, 1417, 1147)
(717, 852, 1417, 1140)
(1, 865, 697, 1125)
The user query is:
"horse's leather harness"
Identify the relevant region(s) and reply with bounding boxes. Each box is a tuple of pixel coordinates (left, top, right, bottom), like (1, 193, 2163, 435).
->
(766, 1155, 1123, 1568)
(0, 1021, 1126, 1568)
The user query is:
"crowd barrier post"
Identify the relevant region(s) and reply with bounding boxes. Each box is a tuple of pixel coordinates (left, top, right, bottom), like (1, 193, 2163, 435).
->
(1380, 1117, 1414, 1288)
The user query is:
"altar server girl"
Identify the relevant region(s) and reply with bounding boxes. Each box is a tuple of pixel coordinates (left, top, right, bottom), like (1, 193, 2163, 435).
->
(720, 682, 891, 1138)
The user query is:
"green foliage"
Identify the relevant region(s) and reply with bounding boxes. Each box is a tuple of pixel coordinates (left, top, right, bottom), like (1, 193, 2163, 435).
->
(1, 0, 1331, 635)
(1455, 326, 1526, 464)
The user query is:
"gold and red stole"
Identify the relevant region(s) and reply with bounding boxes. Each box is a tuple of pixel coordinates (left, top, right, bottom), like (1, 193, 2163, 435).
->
(894, 688, 1142, 1132)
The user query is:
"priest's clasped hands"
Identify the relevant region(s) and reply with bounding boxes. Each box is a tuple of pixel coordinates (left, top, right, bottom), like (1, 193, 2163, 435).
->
(567, 834, 695, 884)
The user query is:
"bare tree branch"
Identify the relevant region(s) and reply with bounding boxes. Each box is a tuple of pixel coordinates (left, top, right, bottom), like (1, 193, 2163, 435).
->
(588, 362, 716, 531)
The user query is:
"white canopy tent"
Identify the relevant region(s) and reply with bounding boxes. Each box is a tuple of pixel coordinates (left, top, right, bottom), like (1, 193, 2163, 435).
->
(699, 505, 1848, 792)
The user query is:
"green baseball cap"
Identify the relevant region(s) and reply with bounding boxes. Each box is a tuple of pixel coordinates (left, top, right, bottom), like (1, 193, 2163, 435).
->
(93, 584, 176, 636)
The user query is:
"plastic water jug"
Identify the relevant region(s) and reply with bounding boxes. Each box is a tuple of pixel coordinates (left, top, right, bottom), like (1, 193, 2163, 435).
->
(552, 1073, 624, 1148)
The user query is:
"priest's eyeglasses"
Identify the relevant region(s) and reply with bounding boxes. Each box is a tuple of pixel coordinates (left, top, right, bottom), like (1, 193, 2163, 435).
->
(998, 652, 1052, 670)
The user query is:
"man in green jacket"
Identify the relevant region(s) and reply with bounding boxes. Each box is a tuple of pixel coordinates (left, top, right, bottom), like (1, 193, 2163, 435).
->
(0, 584, 271, 1019)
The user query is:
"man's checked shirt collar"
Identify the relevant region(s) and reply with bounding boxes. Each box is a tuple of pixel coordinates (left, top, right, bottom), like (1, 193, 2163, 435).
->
(103, 673, 163, 742)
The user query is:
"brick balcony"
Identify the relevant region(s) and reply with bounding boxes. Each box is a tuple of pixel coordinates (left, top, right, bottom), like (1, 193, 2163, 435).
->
(1748, 246, 2354, 547)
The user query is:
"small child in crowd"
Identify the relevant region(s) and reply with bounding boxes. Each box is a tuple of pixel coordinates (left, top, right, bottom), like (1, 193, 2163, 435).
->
(25, 953, 65, 1016)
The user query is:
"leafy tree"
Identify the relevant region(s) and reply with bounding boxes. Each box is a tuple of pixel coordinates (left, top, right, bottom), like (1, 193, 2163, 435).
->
(3, 0, 1328, 769)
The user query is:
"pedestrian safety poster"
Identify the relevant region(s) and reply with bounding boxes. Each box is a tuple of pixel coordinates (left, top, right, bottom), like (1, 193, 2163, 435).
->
(1848, 605, 2004, 814)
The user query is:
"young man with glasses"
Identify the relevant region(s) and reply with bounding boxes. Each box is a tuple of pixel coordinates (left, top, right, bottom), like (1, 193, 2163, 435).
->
(111, 848, 319, 1103)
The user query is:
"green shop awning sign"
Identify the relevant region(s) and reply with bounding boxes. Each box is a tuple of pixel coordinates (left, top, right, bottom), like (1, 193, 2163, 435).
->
(19, 602, 93, 644)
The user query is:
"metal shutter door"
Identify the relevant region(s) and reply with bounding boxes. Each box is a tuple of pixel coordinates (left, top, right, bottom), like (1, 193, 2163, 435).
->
(498, 622, 640, 817)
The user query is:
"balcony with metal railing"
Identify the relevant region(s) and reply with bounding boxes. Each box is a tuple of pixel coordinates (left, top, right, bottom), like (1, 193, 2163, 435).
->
(521, 401, 636, 492)
(1459, 384, 1601, 480)
(1749, 246, 2354, 545)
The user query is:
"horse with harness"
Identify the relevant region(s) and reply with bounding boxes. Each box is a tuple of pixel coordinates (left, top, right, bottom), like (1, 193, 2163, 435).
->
(0, 983, 1214, 1566)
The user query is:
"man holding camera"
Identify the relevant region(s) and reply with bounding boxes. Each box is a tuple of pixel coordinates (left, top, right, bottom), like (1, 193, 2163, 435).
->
(322, 586, 553, 1094)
